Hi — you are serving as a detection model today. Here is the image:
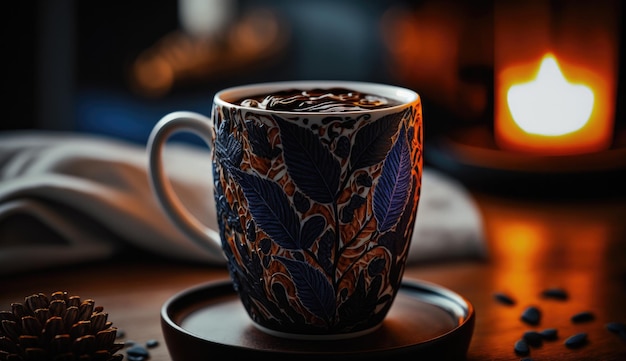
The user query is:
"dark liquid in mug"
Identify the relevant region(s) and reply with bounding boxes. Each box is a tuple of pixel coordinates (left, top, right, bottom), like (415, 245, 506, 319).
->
(234, 87, 402, 112)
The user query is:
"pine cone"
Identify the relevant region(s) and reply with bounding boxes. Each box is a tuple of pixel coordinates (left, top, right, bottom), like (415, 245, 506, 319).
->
(0, 291, 124, 361)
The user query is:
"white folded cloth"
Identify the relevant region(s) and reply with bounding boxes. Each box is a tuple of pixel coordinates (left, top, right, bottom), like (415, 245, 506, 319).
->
(0, 131, 487, 275)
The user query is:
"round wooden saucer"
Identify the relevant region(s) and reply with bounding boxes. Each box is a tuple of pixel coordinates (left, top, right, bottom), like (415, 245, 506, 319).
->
(161, 278, 475, 360)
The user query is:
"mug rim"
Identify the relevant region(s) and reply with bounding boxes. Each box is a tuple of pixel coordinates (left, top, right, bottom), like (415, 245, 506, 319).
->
(213, 80, 419, 115)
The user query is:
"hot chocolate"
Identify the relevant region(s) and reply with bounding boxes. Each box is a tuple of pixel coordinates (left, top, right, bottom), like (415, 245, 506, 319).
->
(234, 87, 402, 112)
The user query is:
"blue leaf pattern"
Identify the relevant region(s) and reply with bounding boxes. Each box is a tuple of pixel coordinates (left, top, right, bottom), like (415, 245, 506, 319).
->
(350, 111, 404, 171)
(374, 127, 412, 232)
(214, 120, 243, 170)
(317, 229, 335, 276)
(276, 256, 336, 323)
(300, 215, 326, 250)
(274, 116, 340, 204)
(230, 169, 301, 249)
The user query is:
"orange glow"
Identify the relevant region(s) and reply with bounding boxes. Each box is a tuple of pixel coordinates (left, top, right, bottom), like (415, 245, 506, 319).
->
(496, 53, 613, 155)
(493, 1, 618, 156)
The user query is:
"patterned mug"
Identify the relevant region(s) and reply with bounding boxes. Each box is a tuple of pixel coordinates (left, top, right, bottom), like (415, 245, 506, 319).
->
(147, 81, 423, 340)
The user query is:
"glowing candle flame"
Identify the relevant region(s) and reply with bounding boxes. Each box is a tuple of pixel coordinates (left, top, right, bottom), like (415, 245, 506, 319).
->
(507, 54, 594, 136)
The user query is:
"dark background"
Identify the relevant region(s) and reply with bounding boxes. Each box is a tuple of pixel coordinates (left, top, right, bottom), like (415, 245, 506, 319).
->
(4, 1, 398, 138)
(0, 0, 626, 197)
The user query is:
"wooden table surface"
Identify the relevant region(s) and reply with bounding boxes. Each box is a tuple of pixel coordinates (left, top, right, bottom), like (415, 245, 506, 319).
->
(2, 188, 626, 360)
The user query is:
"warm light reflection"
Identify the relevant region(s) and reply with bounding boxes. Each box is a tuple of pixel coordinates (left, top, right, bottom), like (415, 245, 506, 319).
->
(507, 54, 594, 136)
(499, 222, 543, 247)
(493, 221, 544, 272)
(484, 201, 611, 329)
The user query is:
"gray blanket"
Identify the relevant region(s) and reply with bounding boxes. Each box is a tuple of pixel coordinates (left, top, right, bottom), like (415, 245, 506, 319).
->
(0, 131, 487, 275)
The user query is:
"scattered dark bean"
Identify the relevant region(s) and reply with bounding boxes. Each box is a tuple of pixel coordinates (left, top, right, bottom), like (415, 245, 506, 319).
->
(520, 358, 534, 361)
(571, 311, 595, 323)
(514, 339, 530, 355)
(493, 292, 516, 306)
(127, 356, 147, 361)
(116, 329, 126, 339)
(606, 321, 626, 334)
(564, 333, 588, 349)
(540, 287, 568, 300)
(124, 340, 137, 347)
(523, 331, 543, 347)
(521, 306, 541, 325)
(127, 344, 150, 360)
(146, 339, 159, 348)
(539, 328, 558, 340)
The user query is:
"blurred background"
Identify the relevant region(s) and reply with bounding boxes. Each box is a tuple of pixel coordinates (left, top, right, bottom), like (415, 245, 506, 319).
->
(3, 0, 625, 193)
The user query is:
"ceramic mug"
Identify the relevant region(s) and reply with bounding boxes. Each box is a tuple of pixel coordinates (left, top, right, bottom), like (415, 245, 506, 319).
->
(147, 80, 423, 340)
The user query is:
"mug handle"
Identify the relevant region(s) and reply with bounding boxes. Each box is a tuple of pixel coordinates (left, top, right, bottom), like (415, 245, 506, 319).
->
(147, 111, 223, 260)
